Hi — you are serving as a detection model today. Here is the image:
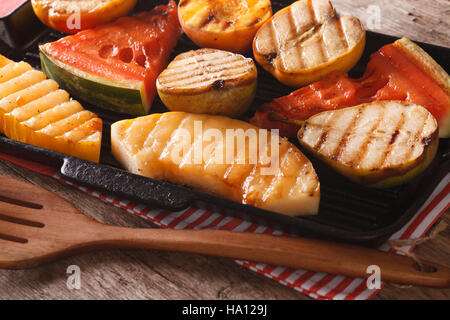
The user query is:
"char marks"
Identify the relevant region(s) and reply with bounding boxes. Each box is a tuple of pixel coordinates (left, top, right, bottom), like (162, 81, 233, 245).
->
(314, 131, 328, 151)
(378, 111, 405, 168)
(113, 112, 320, 216)
(0, 59, 102, 162)
(179, 0, 190, 8)
(331, 107, 363, 161)
(157, 49, 256, 91)
(0, 62, 99, 143)
(182, 0, 271, 30)
(345, 105, 385, 168)
(201, 11, 215, 28)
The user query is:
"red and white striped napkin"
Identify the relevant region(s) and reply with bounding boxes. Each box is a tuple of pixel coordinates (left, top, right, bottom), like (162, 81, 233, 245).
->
(0, 152, 448, 300)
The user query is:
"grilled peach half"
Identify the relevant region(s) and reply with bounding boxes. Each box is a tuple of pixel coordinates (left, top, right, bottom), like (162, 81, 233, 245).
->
(31, 0, 137, 34)
(253, 0, 365, 87)
(178, 0, 272, 53)
(157, 48, 257, 117)
(298, 101, 439, 188)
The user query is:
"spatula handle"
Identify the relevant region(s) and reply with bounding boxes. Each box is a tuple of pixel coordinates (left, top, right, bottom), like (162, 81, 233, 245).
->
(94, 227, 450, 288)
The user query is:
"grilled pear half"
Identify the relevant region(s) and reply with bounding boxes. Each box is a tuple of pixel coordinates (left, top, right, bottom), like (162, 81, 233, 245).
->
(157, 48, 257, 117)
(298, 101, 439, 188)
(253, 0, 365, 87)
(112, 112, 320, 216)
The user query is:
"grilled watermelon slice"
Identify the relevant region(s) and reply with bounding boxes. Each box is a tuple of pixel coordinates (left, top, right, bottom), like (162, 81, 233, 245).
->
(39, 1, 182, 116)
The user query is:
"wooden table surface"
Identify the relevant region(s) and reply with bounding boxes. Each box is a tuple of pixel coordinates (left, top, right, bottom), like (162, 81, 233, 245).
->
(0, 0, 449, 300)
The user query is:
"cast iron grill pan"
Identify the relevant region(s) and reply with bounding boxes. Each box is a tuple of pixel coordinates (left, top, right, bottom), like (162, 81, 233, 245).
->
(0, 0, 449, 247)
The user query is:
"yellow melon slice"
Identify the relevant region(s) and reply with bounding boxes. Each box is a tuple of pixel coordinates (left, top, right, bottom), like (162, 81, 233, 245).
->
(0, 55, 102, 162)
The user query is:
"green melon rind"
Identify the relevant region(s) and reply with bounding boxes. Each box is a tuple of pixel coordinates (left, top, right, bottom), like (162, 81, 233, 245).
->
(39, 48, 149, 116)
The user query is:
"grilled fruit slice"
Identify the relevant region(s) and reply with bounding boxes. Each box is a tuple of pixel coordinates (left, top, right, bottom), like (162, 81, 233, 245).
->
(31, 0, 137, 34)
(112, 112, 320, 216)
(298, 101, 439, 188)
(178, 0, 272, 53)
(0, 55, 102, 162)
(157, 49, 257, 117)
(253, 0, 365, 87)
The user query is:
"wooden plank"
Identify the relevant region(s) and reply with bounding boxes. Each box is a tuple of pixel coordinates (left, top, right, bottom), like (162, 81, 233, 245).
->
(332, 0, 450, 47)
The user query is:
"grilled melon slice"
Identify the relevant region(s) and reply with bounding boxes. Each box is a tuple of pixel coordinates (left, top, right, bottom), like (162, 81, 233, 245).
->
(112, 112, 320, 216)
(298, 101, 439, 188)
(0, 55, 102, 162)
(157, 48, 257, 117)
(253, 0, 365, 87)
(178, 0, 272, 53)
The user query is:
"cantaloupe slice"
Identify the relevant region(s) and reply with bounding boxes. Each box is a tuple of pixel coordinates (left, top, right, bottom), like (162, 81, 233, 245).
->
(0, 55, 102, 162)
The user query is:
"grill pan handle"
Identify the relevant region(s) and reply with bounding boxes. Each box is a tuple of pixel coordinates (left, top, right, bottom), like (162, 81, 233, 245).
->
(60, 157, 195, 212)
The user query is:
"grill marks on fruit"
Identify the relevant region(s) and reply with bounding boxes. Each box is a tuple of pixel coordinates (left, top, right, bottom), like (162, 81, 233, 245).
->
(314, 131, 328, 151)
(399, 109, 432, 166)
(199, 11, 251, 31)
(259, 146, 295, 203)
(350, 105, 385, 168)
(222, 20, 234, 29)
(157, 49, 255, 90)
(389, 129, 400, 145)
(182, 0, 270, 32)
(378, 110, 405, 168)
(331, 107, 363, 161)
(113, 112, 320, 215)
(0, 61, 101, 144)
(259, 0, 362, 71)
(264, 52, 277, 63)
(201, 11, 216, 28)
(337, 17, 350, 49)
(306, 0, 318, 24)
(300, 101, 438, 172)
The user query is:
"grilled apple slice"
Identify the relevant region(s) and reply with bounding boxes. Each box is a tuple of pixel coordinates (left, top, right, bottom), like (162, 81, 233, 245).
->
(157, 48, 257, 117)
(298, 101, 439, 188)
(0, 55, 102, 162)
(178, 0, 272, 53)
(253, 0, 365, 87)
(112, 112, 320, 216)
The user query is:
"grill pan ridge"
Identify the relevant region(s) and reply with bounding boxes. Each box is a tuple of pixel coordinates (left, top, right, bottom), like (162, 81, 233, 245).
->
(0, 0, 448, 247)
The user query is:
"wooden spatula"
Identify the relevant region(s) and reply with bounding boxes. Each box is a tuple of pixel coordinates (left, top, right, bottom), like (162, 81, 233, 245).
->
(0, 175, 448, 288)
